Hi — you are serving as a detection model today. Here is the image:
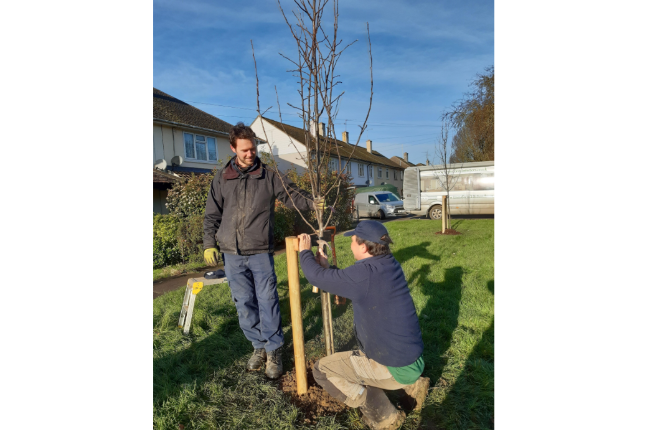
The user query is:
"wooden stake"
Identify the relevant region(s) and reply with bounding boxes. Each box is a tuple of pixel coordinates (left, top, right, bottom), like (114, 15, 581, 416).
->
(286, 236, 308, 395)
(442, 195, 448, 233)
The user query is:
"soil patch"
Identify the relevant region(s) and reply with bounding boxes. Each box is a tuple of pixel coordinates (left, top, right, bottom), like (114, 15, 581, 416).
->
(435, 228, 461, 235)
(279, 359, 348, 424)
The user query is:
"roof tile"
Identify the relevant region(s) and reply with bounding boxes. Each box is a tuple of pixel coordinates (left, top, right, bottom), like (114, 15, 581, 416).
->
(390, 156, 416, 168)
(262, 117, 404, 170)
(153, 169, 180, 184)
(153, 88, 233, 134)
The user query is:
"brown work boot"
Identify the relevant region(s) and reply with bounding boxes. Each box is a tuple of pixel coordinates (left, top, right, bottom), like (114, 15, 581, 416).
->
(246, 348, 266, 371)
(265, 347, 283, 379)
(360, 386, 406, 430)
(402, 376, 430, 411)
(362, 409, 405, 430)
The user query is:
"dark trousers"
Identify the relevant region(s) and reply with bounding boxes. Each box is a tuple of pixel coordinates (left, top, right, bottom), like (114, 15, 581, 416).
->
(223, 252, 284, 352)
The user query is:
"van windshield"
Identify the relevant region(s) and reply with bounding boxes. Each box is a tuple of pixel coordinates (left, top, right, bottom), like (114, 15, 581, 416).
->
(375, 193, 400, 202)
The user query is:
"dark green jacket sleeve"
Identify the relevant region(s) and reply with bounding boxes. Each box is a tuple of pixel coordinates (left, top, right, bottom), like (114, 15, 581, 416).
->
(203, 173, 223, 249)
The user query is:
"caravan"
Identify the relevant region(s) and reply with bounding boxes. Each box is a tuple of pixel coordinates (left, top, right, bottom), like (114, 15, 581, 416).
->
(402, 161, 494, 219)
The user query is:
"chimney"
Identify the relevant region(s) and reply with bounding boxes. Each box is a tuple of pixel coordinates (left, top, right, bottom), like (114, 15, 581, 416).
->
(319, 122, 325, 136)
(366, 139, 372, 153)
(310, 120, 317, 137)
(342, 131, 349, 143)
(426, 159, 430, 166)
(403, 152, 408, 162)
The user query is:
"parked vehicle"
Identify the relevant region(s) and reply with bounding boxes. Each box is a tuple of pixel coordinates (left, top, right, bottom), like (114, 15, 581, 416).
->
(353, 191, 407, 220)
(402, 161, 494, 219)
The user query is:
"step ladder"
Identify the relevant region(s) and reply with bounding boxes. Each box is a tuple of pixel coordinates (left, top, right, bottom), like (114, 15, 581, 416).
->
(178, 276, 229, 335)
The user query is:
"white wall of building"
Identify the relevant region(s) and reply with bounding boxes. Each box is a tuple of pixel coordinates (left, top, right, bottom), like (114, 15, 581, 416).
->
(153, 123, 231, 170)
(251, 117, 309, 174)
(250, 117, 404, 191)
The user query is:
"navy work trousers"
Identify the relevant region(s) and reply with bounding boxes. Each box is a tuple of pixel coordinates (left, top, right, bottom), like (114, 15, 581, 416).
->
(223, 252, 284, 352)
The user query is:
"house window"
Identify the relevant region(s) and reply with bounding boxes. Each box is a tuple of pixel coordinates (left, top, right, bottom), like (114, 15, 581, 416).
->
(401, 171, 404, 180)
(347, 161, 352, 176)
(369, 165, 373, 178)
(378, 167, 383, 178)
(330, 159, 338, 171)
(184, 132, 218, 161)
(358, 164, 365, 177)
(394, 170, 397, 180)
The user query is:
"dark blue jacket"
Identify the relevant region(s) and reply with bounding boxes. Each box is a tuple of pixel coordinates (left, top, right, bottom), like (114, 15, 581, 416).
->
(299, 251, 424, 367)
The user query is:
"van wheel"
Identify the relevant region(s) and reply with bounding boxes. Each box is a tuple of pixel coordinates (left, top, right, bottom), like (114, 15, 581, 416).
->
(378, 210, 386, 220)
(428, 205, 442, 220)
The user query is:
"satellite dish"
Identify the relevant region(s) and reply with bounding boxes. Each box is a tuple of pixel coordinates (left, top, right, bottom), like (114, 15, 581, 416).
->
(171, 155, 184, 166)
(154, 159, 167, 170)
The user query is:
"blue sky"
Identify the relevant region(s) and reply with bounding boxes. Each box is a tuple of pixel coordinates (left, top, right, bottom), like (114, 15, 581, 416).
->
(153, 0, 493, 166)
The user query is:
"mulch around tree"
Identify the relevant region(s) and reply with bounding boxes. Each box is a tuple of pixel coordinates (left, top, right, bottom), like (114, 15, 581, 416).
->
(279, 359, 348, 424)
(435, 228, 461, 235)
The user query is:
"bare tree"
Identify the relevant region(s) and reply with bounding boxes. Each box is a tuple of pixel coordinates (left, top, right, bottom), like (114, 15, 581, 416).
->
(434, 121, 463, 231)
(251, 0, 373, 241)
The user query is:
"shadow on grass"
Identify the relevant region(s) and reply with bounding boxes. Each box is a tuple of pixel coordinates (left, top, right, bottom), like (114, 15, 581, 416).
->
(418, 266, 464, 384)
(420, 280, 494, 430)
(280, 281, 352, 357)
(394, 243, 463, 392)
(153, 274, 346, 407)
(153, 299, 251, 406)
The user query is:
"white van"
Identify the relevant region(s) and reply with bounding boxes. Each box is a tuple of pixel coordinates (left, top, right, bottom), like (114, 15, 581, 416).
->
(403, 161, 494, 219)
(353, 191, 407, 220)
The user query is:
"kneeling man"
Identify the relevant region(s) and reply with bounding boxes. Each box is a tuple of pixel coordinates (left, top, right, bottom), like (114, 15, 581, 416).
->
(298, 221, 429, 430)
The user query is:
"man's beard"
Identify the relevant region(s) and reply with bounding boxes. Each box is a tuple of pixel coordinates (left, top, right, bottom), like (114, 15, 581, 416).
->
(237, 156, 254, 167)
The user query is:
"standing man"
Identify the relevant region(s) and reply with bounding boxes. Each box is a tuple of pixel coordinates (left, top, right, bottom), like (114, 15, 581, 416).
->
(203, 122, 322, 379)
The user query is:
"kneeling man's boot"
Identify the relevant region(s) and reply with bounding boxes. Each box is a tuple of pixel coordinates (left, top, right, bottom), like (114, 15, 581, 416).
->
(265, 348, 283, 379)
(247, 348, 267, 371)
(402, 376, 430, 411)
(360, 386, 406, 430)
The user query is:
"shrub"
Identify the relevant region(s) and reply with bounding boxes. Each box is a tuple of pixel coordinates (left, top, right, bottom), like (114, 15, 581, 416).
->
(287, 167, 355, 234)
(177, 214, 205, 262)
(273, 200, 296, 246)
(153, 213, 182, 268)
(165, 167, 220, 218)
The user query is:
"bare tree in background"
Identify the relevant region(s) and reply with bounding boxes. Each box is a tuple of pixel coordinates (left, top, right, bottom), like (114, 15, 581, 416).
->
(434, 121, 463, 230)
(251, 0, 373, 241)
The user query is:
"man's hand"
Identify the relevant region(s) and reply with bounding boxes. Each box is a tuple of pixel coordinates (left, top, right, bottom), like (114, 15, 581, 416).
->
(313, 197, 325, 212)
(204, 247, 220, 266)
(316, 248, 330, 269)
(298, 233, 312, 252)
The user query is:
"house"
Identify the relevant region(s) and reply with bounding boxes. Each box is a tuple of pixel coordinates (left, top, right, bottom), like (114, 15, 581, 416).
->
(153, 169, 181, 214)
(390, 153, 416, 169)
(153, 88, 234, 213)
(250, 116, 406, 191)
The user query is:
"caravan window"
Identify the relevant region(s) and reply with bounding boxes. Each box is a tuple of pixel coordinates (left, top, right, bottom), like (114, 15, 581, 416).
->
(450, 174, 472, 191)
(421, 171, 476, 191)
(471, 173, 494, 191)
(421, 175, 444, 192)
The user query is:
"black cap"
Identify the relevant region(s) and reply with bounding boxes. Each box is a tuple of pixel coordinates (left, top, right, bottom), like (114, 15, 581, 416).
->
(343, 220, 391, 245)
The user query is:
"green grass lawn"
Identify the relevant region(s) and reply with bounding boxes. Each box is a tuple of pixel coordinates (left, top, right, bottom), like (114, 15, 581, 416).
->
(153, 218, 494, 429)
